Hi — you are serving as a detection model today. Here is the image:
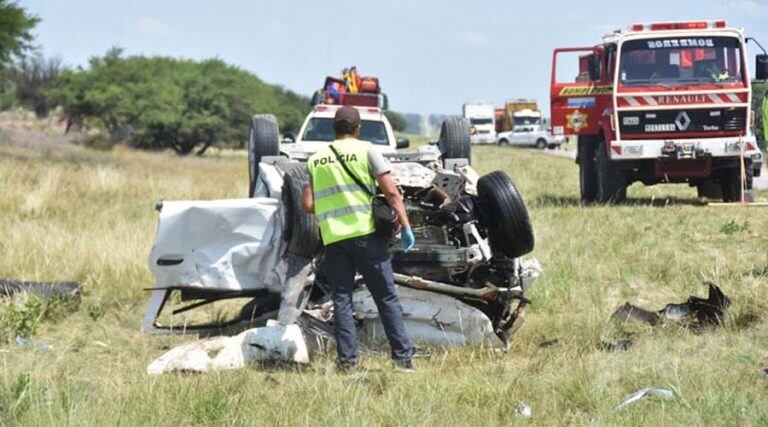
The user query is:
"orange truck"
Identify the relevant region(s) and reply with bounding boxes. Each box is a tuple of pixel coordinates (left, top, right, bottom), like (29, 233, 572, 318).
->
(550, 20, 767, 203)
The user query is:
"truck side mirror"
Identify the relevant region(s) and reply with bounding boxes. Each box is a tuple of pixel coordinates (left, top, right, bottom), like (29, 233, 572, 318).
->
(756, 54, 768, 81)
(396, 138, 410, 149)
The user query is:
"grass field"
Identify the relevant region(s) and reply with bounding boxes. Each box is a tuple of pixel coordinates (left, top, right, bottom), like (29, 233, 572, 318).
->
(1, 119, 767, 425)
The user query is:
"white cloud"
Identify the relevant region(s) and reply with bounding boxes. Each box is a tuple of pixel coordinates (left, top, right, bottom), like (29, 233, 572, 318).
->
(133, 17, 170, 35)
(457, 31, 488, 46)
(730, 0, 768, 18)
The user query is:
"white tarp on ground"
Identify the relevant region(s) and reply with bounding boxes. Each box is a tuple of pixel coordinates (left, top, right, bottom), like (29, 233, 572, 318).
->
(148, 198, 287, 292)
(146, 321, 310, 375)
(354, 286, 504, 347)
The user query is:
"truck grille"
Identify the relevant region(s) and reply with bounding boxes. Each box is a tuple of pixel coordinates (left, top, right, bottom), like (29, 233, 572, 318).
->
(722, 109, 745, 131)
(619, 107, 747, 139)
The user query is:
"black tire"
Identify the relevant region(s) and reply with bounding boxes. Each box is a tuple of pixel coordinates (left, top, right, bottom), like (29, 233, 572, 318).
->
(577, 137, 598, 204)
(596, 142, 626, 204)
(535, 138, 547, 150)
(476, 171, 534, 258)
(248, 114, 281, 197)
(437, 117, 472, 164)
(721, 168, 753, 203)
(281, 164, 321, 258)
(498, 139, 509, 146)
(697, 180, 722, 199)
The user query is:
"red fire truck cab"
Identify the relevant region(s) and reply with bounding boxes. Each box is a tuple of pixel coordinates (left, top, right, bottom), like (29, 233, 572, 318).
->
(551, 20, 767, 203)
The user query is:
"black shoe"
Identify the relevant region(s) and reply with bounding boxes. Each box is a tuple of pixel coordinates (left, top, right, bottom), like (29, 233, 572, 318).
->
(336, 361, 358, 373)
(393, 359, 416, 373)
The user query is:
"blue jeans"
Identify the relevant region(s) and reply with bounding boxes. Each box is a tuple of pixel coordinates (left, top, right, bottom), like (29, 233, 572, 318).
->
(322, 233, 412, 364)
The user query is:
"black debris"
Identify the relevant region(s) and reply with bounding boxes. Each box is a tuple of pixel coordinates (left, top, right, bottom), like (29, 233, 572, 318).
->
(0, 279, 81, 299)
(611, 281, 730, 329)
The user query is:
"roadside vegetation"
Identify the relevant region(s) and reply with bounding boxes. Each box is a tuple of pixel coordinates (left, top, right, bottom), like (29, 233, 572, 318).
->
(0, 116, 766, 425)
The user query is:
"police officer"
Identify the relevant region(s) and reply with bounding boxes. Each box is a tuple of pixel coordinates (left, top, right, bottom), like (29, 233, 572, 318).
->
(302, 106, 416, 372)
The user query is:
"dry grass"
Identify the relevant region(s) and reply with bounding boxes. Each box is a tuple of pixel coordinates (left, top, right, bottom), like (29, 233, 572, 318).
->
(0, 117, 767, 425)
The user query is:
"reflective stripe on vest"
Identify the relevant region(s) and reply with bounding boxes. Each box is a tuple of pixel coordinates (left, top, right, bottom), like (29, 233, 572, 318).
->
(307, 139, 376, 245)
(314, 183, 376, 200)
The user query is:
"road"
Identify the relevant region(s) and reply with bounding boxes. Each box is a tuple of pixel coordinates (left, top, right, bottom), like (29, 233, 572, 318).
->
(535, 148, 768, 190)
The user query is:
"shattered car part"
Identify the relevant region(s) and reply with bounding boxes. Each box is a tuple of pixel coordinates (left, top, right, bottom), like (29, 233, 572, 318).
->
(514, 401, 532, 418)
(147, 321, 310, 375)
(611, 281, 730, 328)
(0, 279, 81, 299)
(353, 285, 504, 347)
(614, 387, 674, 411)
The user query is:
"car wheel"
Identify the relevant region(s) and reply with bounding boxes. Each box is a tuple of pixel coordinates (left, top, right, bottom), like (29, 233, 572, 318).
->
(578, 137, 598, 204)
(596, 142, 626, 204)
(438, 117, 471, 164)
(476, 171, 534, 258)
(281, 164, 321, 258)
(535, 138, 547, 150)
(498, 139, 509, 146)
(248, 114, 281, 197)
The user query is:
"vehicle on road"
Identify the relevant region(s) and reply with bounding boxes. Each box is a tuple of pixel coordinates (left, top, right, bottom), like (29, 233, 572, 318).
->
(463, 102, 497, 144)
(497, 125, 564, 149)
(551, 20, 766, 203)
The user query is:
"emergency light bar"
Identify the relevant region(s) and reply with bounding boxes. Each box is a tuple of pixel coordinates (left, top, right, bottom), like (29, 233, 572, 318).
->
(629, 20, 726, 32)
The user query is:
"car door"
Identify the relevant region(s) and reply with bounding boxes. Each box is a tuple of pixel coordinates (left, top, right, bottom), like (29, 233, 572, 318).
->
(509, 128, 526, 145)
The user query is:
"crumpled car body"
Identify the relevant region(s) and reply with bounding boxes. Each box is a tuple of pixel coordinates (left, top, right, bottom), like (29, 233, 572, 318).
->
(144, 119, 539, 363)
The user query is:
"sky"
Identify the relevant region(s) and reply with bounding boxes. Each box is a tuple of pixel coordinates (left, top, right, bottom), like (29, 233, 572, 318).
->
(20, 0, 768, 115)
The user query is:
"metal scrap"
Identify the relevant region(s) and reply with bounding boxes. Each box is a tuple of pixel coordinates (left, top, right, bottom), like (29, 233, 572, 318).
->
(0, 279, 81, 299)
(611, 281, 730, 328)
(614, 387, 674, 411)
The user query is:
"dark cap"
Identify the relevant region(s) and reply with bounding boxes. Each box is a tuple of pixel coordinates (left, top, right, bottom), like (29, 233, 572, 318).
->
(334, 106, 361, 127)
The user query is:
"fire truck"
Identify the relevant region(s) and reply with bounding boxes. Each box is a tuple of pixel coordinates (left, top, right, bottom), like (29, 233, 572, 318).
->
(550, 20, 768, 203)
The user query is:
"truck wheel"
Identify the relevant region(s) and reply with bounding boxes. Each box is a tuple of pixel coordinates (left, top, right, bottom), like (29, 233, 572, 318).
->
(535, 138, 547, 150)
(476, 171, 534, 258)
(248, 114, 281, 197)
(696, 180, 722, 199)
(578, 137, 598, 203)
(596, 142, 626, 204)
(498, 139, 509, 146)
(438, 117, 472, 164)
(281, 164, 321, 258)
(721, 169, 754, 203)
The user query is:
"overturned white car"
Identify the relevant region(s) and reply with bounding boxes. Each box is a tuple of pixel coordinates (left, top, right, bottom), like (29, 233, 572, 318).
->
(143, 104, 539, 372)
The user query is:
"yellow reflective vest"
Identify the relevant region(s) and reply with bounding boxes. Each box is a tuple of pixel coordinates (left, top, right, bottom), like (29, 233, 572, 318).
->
(307, 139, 376, 245)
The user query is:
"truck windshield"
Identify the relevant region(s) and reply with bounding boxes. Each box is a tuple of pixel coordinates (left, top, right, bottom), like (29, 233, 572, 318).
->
(619, 36, 744, 87)
(302, 118, 389, 145)
(469, 118, 493, 126)
(514, 116, 541, 126)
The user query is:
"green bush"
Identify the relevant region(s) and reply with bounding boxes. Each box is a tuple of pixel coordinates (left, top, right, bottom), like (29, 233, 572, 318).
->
(52, 48, 309, 155)
(384, 110, 406, 132)
(753, 81, 767, 151)
(0, 293, 79, 340)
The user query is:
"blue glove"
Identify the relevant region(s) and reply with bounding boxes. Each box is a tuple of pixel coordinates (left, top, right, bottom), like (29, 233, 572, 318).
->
(401, 227, 415, 252)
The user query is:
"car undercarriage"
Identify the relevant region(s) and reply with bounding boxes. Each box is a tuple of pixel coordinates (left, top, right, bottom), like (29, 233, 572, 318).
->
(143, 116, 540, 372)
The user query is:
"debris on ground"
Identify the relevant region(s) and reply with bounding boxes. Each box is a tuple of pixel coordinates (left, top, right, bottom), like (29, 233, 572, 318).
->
(614, 387, 674, 411)
(514, 401, 532, 418)
(147, 321, 309, 375)
(538, 338, 560, 348)
(611, 281, 730, 328)
(15, 335, 51, 350)
(599, 339, 633, 352)
(0, 279, 81, 299)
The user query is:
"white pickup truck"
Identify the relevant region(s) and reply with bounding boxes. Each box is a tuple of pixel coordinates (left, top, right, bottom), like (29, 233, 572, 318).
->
(497, 126, 565, 150)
